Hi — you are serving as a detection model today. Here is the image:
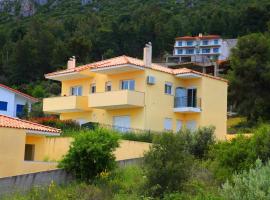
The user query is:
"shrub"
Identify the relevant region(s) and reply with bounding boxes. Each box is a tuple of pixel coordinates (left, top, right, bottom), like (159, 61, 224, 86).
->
(59, 128, 119, 182)
(143, 131, 193, 197)
(120, 131, 155, 143)
(208, 135, 254, 182)
(221, 159, 270, 200)
(180, 126, 215, 159)
(31, 116, 80, 131)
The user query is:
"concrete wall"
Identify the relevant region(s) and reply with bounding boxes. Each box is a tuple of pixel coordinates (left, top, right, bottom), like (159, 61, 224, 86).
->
(0, 169, 73, 197)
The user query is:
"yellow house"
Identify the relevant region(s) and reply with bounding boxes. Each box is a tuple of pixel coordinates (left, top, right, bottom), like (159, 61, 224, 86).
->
(0, 114, 61, 178)
(43, 44, 228, 140)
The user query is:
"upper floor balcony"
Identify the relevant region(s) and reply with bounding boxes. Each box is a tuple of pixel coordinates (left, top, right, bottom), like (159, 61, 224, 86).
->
(88, 90, 145, 109)
(43, 96, 89, 114)
(174, 96, 201, 113)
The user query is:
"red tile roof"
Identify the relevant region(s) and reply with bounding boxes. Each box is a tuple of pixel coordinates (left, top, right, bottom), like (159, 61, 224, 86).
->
(175, 35, 221, 40)
(45, 55, 227, 83)
(0, 115, 61, 134)
(0, 84, 38, 102)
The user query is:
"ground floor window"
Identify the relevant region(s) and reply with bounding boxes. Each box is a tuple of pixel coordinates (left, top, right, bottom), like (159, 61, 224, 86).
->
(164, 118, 172, 131)
(24, 144, 35, 161)
(176, 120, 183, 132)
(186, 120, 197, 132)
(113, 115, 131, 132)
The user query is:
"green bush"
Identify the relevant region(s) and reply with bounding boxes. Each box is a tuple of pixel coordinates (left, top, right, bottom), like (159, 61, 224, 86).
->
(221, 159, 270, 200)
(181, 126, 215, 159)
(143, 131, 193, 197)
(59, 128, 119, 182)
(120, 131, 155, 143)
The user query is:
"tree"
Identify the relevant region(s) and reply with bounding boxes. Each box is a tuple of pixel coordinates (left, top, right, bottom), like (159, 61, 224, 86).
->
(60, 129, 119, 182)
(228, 33, 270, 123)
(143, 132, 193, 197)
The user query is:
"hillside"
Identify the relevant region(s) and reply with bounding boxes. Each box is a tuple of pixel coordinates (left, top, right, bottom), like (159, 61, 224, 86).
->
(0, 0, 270, 85)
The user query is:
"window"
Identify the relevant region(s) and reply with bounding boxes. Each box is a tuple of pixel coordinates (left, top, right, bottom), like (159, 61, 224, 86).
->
(165, 82, 173, 95)
(202, 40, 208, 45)
(213, 48, 219, 53)
(113, 116, 131, 132)
(186, 120, 197, 132)
(176, 120, 183, 132)
(24, 144, 35, 161)
(214, 39, 219, 45)
(90, 83, 96, 93)
(70, 86, 82, 96)
(196, 48, 200, 54)
(177, 41, 182, 46)
(164, 118, 172, 131)
(187, 88, 197, 107)
(121, 80, 135, 90)
(177, 49, 183, 55)
(186, 49, 194, 54)
(16, 104, 24, 117)
(202, 48, 210, 53)
(105, 81, 112, 92)
(186, 41, 193, 46)
(0, 101, 8, 111)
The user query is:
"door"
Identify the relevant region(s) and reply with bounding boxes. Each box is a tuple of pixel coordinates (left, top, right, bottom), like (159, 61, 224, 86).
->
(175, 87, 187, 107)
(187, 88, 197, 107)
(24, 144, 35, 161)
(113, 116, 131, 132)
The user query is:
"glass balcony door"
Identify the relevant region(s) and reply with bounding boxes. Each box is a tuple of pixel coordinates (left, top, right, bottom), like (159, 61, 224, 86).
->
(175, 87, 197, 108)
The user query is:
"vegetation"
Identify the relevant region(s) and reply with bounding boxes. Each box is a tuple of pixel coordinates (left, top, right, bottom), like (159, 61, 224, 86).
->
(6, 125, 270, 199)
(59, 128, 119, 182)
(228, 33, 270, 123)
(1, 0, 270, 88)
(221, 159, 270, 200)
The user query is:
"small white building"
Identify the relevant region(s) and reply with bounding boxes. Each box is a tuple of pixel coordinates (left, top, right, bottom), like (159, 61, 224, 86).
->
(0, 84, 38, 117)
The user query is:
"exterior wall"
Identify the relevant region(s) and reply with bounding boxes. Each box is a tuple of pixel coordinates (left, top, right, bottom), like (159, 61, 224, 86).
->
(0, 128, 58, 178)
(46, 65, 227, 139)
(60, 70, 146, 128)
(41, 137, 151, 162)
(0, 87, 33, 117)
(0, 88, 15, 117)
(200, 76, 228, 140)
(0, 128, 26, 177)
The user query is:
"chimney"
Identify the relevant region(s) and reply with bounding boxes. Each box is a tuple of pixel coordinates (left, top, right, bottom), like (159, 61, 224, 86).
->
(199, 33, 203, 37)
(67, 56, 76, 69)
(143, 42, 152, 67)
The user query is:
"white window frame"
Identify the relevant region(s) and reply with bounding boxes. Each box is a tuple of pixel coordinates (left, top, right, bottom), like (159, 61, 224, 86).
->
(70, 86, 82, 96)
(165, 82, 173, 95)
(120, 80, 135, 91)
(164, 118, 173, 131)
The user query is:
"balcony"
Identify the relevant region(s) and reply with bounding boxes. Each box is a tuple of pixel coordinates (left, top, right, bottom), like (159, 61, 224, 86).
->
(89, 90, 145, 109)
(174, 97, 201, 113)
(43, 96, 89, 114)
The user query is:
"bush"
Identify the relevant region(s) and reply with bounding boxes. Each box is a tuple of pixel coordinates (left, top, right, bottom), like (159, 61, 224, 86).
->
(181, 126, 215, 159)
(120, 131, 155, 143)
(31, 116, 80, 131)
(221, 159, 270, 200)
(59, 128, 119, 182)
(208, 135, 254, 182)
(143, 131, 193, 197)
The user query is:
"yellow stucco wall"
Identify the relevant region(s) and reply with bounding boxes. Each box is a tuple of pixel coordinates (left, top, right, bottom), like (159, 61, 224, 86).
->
(0, 128, 59, 178)
(44, 66, 227, 139)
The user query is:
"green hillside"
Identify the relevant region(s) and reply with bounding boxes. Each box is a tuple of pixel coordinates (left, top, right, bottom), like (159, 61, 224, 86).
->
(0, 0, 270, 85)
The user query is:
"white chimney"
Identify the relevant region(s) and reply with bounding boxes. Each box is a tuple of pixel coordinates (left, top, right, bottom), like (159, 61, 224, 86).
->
(67, 56, 76, 69)
(143, 42, 152, 67)
(199, 33, 203, 37)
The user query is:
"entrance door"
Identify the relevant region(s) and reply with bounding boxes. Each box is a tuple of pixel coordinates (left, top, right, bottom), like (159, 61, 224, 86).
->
(175, 87, 187, 107)
(113, 116, 131, 132)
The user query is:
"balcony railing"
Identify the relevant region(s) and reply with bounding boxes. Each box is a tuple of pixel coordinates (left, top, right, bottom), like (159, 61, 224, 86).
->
(174, 97, 201, 113)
